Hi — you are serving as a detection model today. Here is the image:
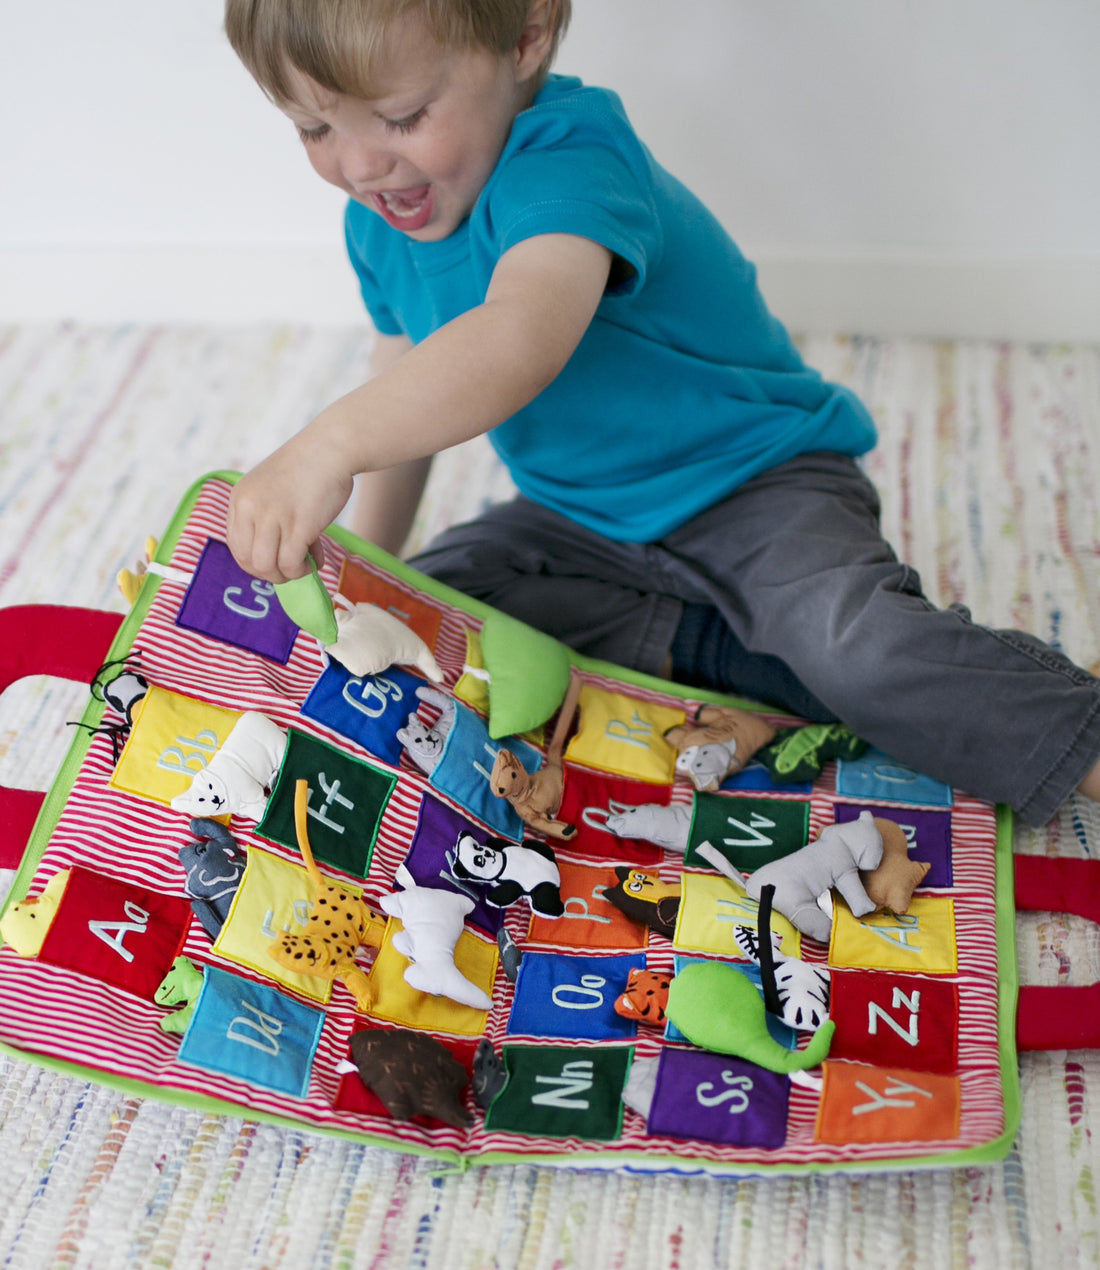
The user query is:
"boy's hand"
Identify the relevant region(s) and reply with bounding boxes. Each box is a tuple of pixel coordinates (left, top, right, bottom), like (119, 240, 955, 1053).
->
(227, 429, 354, 583)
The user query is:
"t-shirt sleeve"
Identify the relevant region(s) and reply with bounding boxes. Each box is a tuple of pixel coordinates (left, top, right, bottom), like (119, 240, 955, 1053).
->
(485, 107, 664, 298)
(344, 204, 404, 336)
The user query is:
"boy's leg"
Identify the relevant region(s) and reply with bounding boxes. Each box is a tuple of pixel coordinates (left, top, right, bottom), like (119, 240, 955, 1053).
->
(407, 497, 835, 718)
(662, 452, 1100, 824)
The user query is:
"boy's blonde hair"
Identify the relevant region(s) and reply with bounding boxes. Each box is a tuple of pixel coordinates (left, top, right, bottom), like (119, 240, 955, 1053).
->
(225, 0, 571, 104)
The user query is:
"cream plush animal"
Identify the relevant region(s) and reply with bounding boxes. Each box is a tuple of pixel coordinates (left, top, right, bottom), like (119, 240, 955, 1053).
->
(326, 603, 443, 683)
(170, 711, 287, 820)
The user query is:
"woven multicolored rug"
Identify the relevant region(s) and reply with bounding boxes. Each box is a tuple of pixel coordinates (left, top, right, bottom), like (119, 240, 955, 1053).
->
(1, 324, 1099, 1268)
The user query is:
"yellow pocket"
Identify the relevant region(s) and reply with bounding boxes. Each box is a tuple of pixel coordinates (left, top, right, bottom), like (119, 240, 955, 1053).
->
(565, 686, 684, 785)
(110, 686, 240, 811)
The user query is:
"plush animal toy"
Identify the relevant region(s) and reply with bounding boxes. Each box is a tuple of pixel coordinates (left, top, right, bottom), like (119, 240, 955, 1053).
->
(664, 705, 779, 792)
(613, 967, 673, 1026)
(622, 1055, 661, 1121)
(602, 867, 681, 938)
(379, 866, 493, 1011)
(327, 602, 444, 683)
(450, 831, 564, 918)
(860, 817, 931, 914)
(266, 781, 387, 1012)
(68, 654, 151, 763)
(347, 1028, 470, 1128)
(487, 749, 577, 840)
(471, 1038, 508, 1109)
(0, 870, 70, 956)
(732, 921, 831, 1032)
(665, 960, 836, 1073)
(740, 809, 886, 943)
(396, 685, 455, 776)
(170, 711, 287, 820)
(603, 802, 692, 853)
(755, 722, 867, 784)
(179, 818, 246, 940)
(154, 956, 205, 1036)
(486, 675, 581, 840)
(497, 926, 523, 982)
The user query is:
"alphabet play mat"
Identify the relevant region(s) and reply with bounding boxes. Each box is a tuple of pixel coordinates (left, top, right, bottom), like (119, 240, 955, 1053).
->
(0, 472, 1019, 1177)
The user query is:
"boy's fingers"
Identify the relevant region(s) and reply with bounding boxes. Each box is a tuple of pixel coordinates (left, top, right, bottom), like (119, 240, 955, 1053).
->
(275, 531, 314, 583)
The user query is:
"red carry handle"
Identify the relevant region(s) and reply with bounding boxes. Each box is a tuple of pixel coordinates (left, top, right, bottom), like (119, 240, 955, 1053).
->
(0, 605, 124, 870)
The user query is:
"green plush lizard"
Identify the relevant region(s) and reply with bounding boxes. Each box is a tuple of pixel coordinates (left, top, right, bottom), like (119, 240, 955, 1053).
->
(756, 723, 867, 783)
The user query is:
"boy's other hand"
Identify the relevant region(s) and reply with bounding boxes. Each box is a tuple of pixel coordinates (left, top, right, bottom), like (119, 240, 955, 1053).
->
(227, 430, 354, 583)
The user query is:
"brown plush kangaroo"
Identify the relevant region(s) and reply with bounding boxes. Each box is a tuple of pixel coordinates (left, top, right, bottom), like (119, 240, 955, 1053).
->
(488, 675, 582, 840)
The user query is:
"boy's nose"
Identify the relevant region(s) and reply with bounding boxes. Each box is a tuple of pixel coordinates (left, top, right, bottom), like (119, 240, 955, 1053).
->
(340, 140, 395, 189)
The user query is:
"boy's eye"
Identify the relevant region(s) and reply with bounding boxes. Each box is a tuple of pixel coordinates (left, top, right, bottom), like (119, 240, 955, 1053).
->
(296, 123, 331, 145)
(382, 107, 426, 135)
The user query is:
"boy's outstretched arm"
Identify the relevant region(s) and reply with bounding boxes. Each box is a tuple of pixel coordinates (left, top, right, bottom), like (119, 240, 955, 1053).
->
(227, 234, 613, 582)
(348, 331, 428, 557)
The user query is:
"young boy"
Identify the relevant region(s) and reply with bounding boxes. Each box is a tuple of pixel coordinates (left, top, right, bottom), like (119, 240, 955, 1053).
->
(223, 0, 1100, 826)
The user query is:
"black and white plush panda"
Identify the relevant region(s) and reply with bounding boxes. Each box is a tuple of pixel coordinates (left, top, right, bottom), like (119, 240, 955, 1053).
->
(450, 833, 564, 918)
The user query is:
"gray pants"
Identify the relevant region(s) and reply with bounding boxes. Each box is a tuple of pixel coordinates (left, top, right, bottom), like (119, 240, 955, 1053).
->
(409, 452, 1100, 825)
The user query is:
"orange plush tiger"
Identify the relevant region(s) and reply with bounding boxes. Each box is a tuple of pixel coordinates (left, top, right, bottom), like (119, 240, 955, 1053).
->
(613, 967, 673, 1026)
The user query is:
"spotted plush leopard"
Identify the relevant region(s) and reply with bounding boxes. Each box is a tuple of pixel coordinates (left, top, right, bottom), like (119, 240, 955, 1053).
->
(267, 781, 386, 1011)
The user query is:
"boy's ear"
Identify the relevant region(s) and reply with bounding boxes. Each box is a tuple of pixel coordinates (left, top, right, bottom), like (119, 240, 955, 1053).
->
(514, 0, 557, 81)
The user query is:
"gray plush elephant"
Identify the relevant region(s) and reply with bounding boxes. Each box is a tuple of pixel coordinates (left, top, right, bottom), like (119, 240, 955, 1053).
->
(179, 818, 247, 940)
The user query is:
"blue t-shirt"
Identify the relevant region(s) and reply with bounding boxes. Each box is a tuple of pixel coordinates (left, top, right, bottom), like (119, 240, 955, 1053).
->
(345, 75, 877, 542)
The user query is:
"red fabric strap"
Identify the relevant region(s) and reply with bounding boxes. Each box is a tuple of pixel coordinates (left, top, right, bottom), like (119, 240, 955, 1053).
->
(0, 605, 124, 871)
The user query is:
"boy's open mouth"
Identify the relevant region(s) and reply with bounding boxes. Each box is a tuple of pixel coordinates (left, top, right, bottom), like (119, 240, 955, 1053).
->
(372, 185, 434, 232)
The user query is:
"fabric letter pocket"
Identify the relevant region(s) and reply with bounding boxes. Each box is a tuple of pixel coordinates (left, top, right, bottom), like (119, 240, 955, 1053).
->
(212, 847, 358, 1004)
(337, 560, 444, 653)
(829, 896, 958, 974)
(36, 867, 191, 1000)
(426, 702, 542, 841)
(110, 686, 241, 812)
(815, 1062, 961, 1144)
(507, 951, 648, 1041)
(827, 971, 960, 1072)
(564, 686, 684, 785)
(647, 1048, 790, 1148)
(258, 730, 397, 877)
(176, 538, 299, 662)
(485, 1044, 632, 1142)
(178, 966, 325, 1097)
(301, 661, 427, 766)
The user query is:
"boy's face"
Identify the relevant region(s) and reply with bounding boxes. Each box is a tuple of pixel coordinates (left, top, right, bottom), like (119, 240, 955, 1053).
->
(280, 15, 536, 242)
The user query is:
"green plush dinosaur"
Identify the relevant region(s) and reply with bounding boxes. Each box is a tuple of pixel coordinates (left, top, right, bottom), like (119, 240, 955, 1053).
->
(665, 960, 835, 1073)
(154, 956, 205, 1036)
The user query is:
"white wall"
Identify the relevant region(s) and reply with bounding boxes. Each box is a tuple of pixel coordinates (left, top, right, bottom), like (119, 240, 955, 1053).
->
(2, 0, 1099, 338)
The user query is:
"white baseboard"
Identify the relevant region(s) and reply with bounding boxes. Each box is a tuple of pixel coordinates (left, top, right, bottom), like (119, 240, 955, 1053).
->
(2, 245, 1099, 342)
